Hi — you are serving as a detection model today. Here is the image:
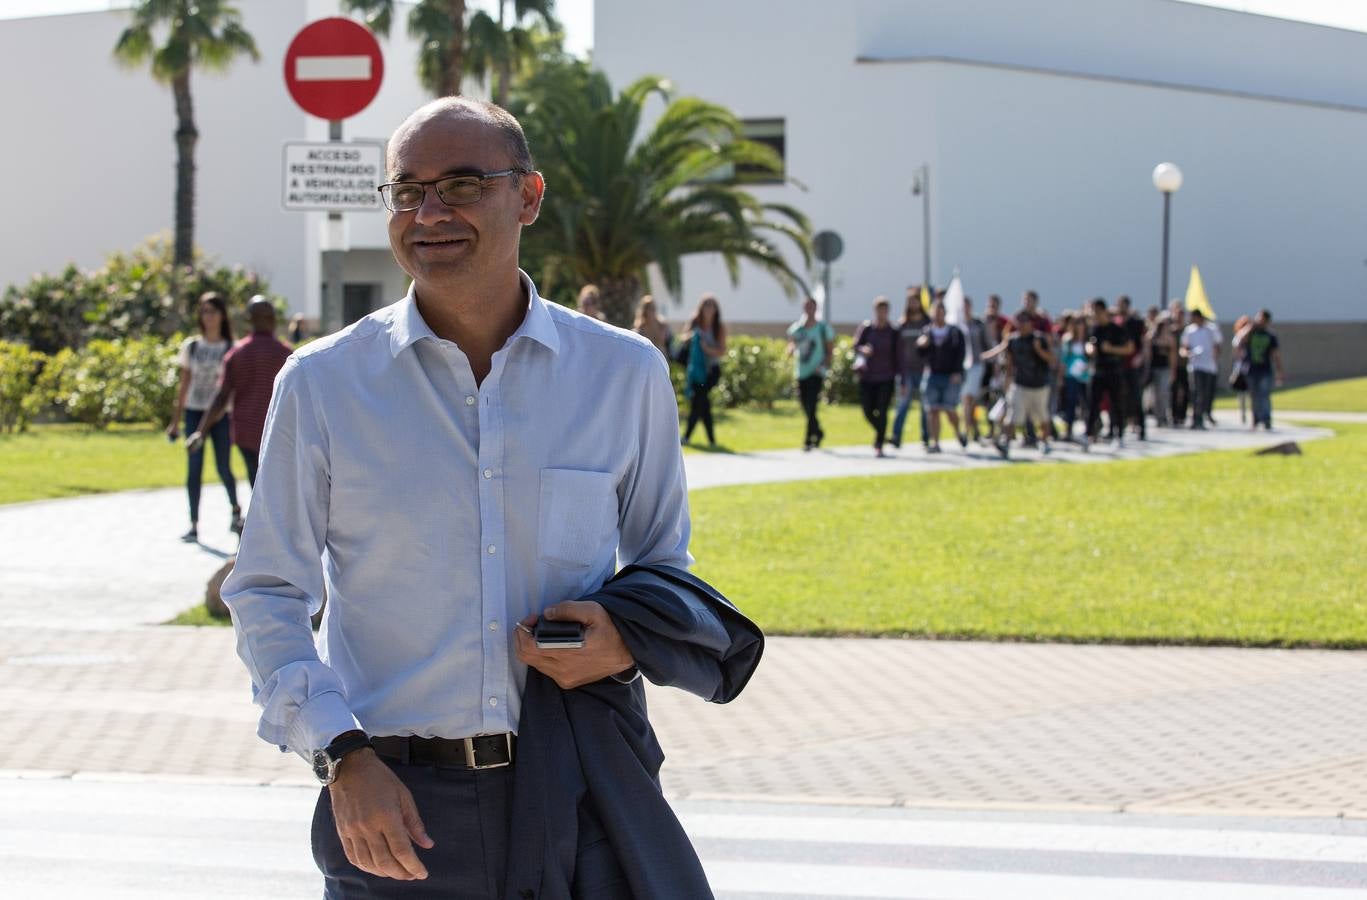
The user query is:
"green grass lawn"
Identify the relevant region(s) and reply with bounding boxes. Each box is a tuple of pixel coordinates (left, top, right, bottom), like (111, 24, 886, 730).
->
(682, 400, 905, 454)
(1216, 376, 1367, 412)
(689, 422, 1367, 647)
(0, 423, 250, 506)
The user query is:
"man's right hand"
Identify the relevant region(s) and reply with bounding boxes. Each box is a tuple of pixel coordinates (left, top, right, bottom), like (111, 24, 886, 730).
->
(185, 432, 205, 453)
(328, 750, 434, 881)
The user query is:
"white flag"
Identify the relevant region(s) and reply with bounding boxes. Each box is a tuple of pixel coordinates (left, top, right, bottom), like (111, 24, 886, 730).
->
(942, 276, 973, 368)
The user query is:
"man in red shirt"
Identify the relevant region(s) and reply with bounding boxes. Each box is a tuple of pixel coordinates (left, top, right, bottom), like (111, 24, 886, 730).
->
(188, 297, 293, 513)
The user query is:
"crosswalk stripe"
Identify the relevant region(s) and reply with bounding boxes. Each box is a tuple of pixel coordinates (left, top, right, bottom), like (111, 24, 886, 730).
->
(704, 861, 1367, 899)
(680, 813, 1367, 864)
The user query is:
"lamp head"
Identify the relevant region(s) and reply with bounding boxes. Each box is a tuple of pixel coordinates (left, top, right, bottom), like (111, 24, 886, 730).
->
(1153, 162, 1184, 194)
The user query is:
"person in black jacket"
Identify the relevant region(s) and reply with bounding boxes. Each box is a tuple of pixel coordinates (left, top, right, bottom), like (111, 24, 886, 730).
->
(1086, 297, 1135, 446)
(916, 300, 968, 452)
(853, 296, 899, 456)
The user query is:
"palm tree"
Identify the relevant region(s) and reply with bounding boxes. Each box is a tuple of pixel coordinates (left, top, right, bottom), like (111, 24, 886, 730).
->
(466, 0, 558, 107)
(343, 0, 468, 97)
(512, 63, 812, 325)
(113, 0, 259, 268)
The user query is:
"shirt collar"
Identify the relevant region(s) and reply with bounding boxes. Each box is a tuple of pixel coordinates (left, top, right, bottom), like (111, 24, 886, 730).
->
(389, 270, 560, 358)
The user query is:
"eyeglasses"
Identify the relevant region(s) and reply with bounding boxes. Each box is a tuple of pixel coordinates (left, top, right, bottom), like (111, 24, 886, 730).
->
(377, 168, 527, 212)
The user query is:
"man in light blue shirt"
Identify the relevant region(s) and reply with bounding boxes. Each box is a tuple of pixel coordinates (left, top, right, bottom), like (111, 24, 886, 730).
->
(222, 97, 691, 896)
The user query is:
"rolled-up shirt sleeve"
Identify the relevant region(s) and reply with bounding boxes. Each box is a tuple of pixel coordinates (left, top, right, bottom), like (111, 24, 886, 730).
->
(221, 356, 359, 759)
(616, 350, 693, 571)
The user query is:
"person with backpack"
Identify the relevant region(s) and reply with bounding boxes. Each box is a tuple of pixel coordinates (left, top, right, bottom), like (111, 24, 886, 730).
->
(786, 296, 836, 450)
(680, 293, 727, 446)
(166, 292, 242, 542)
(916, 299, 968, 453)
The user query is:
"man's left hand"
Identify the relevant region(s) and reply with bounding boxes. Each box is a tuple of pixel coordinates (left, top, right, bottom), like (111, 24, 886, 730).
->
(515, 600, 635, 690)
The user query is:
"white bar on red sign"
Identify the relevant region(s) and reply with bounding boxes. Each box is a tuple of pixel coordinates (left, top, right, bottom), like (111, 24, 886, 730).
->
(295, 55, 372, 81)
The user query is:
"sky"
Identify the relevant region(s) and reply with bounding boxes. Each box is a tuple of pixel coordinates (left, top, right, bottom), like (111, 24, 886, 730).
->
(2, 0, 1367, 52)
(0, 0, 595, 56)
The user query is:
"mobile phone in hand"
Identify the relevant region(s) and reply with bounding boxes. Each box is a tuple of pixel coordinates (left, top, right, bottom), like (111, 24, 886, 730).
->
(533, 618, 586, 650)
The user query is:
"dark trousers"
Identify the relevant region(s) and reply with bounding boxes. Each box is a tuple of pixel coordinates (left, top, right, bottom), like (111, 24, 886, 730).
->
(1087, 371, 1126, 439)
(797, 374, 824, 444)
(1249, 370, 1274, 427)
(183, 409, 237, 523)
(684, 368, 720, 444)
(312, 758, 631, 899)
(1171, 368, 1190, 425)
(314, 761, 511, 899)
(859, 379, 895, 448)
(1191, 370, 1217, 426)
(1123, 368, 1146, 438)
(1061, 377, 1088, 435)
(239, 446, 260, 487)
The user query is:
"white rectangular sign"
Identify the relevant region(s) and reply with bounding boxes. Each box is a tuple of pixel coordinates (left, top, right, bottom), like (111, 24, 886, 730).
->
(282, 141, 385, 212)
(294, 55, 373, 81)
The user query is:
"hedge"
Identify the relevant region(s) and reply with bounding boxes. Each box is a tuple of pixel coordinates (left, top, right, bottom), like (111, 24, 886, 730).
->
(670, 334, 859, 409)
(0, 342, 45, 433)
(26, 337, 179, 430)
(0, 236, 279, 354)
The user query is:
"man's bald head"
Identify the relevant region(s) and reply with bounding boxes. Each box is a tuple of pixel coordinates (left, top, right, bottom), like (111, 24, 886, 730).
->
(247, 295, 276, 334)
(387, 97, 533, 180)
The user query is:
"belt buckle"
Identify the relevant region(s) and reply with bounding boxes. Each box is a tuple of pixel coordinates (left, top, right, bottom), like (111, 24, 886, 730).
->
(463, 734, 512, 770)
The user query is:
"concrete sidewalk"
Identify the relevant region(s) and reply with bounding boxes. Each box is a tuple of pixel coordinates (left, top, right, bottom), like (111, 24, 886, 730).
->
(0, 412, 1358, 817)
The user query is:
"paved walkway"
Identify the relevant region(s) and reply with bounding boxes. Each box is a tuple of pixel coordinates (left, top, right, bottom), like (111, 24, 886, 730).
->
(8, 781, 1367, 898)
(1, 412, 1362, 818)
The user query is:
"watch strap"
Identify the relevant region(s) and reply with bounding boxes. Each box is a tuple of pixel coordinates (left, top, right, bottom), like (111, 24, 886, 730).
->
(325, 730, 373, 763)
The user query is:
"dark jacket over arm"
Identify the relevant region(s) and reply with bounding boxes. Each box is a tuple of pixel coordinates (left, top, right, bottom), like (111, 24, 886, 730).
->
(504, 565, 764, 900)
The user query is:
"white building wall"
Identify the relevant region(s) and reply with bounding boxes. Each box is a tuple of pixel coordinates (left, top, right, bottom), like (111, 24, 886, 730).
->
(0, 0, 432, 319)
(594, 0, 1367, 326)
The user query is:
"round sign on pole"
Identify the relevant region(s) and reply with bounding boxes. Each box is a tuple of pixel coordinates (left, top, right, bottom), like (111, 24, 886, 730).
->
(284, 18, 384, 121)
(813, 230, 843, 263)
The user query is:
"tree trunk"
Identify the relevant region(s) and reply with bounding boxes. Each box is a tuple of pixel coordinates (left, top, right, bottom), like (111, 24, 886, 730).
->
(442, 0, 467, 95)
(596, 274, 641, 328)
(171, 69, 197, 268)
(494, 0, 509, 106)
(496, 57, 511, 107)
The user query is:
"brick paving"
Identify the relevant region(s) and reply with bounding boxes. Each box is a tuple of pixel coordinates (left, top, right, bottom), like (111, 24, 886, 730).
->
(6, 626, 1367, 817)
(1, 414, 1361, 815)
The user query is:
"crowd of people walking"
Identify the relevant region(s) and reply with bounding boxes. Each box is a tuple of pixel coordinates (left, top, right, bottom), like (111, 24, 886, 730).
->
(606, 280, 1286, 455)
(848, 287, 1286, 458)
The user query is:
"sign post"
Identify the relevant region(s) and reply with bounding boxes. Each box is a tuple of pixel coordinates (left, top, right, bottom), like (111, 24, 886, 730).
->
(812, 230, 844, 326)
(283, 17, 385, 334)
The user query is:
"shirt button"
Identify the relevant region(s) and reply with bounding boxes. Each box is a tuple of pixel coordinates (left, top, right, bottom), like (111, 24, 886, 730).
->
(487, 544, 496, 555)
(488, 696, 499, 708)
(465, 395, 475, 406)
(488, 621, 499, 632)
(483, 468, 493, 479)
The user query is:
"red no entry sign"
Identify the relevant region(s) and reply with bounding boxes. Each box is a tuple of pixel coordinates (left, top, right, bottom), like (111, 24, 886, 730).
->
(284, 17, 384, 121)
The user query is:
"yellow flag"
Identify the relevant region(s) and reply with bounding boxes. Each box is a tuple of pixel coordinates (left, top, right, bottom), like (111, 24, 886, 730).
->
(1185, 265, 1216, 321)
(920, 284, 931, 313)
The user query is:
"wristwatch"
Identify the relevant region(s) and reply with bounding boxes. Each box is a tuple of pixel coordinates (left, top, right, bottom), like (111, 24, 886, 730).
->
(311, 730, 373, 786)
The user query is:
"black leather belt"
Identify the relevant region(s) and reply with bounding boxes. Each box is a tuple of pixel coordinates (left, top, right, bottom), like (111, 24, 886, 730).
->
(370, 733, 516, 770)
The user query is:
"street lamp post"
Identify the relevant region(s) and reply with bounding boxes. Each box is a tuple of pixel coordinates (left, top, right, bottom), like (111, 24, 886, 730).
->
(911, 164, 931, 292)
(1152, 162, 1183, 309)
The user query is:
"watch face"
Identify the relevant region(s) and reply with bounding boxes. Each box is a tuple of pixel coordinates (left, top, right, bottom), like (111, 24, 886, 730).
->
(312, 749, 333, 784)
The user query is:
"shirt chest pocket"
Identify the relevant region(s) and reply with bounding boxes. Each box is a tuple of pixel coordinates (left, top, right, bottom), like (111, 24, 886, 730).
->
(539, 468, 619, 569)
